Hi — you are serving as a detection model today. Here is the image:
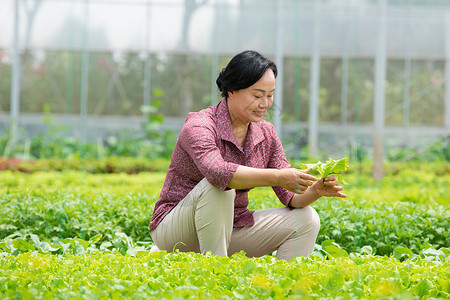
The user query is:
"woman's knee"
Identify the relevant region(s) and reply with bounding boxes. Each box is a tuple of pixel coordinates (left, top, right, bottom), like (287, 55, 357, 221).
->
(307, 206, 321, 232)
(292, 206, 321, 233)
(195, 179, 235, 227)
(199, 178, 235, 206)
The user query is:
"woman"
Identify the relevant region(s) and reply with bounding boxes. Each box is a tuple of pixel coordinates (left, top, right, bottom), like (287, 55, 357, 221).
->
(149, 50, 346, 261)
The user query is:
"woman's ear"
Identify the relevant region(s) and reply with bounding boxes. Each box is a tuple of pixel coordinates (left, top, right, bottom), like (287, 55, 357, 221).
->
(227, 90, 234, 99)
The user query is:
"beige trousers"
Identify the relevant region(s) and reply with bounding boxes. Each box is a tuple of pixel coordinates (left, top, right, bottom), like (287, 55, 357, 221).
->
(150, 178, 320, 261)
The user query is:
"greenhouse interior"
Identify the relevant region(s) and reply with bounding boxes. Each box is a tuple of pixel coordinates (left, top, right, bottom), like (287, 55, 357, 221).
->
(0, 0, 450, 179)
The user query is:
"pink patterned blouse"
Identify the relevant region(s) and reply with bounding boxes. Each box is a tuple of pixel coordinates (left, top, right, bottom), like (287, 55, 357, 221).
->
(149, 99, 294, 231)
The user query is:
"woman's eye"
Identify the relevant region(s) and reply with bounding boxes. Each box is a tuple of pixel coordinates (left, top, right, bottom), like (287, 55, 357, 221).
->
(254, 95, 262, 99)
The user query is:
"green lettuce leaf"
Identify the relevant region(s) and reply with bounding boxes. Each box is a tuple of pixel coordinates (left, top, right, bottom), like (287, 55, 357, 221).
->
(301, 156, 349, 185)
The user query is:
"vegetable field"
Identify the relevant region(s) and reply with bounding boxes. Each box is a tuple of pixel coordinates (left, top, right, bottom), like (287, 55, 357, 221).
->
(1, 161, 449, 299)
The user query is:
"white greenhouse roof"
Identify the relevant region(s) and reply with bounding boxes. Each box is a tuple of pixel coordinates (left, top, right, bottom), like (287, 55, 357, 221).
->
(0, 0, 450, 59)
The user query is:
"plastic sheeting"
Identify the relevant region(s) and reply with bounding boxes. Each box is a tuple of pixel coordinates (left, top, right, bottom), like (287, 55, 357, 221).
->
(0, 0, 450, 58)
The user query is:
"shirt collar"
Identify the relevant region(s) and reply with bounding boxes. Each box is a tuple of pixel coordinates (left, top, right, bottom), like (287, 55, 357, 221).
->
(215, 99, 266, 152)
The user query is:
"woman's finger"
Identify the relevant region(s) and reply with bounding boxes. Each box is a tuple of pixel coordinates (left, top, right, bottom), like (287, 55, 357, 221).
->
(298, 183, 308, 191)
(324, 175, 336, 181)
(298, 179, 314, 187)
(297, 170, 318, 182)
(324, 180, 339, 186)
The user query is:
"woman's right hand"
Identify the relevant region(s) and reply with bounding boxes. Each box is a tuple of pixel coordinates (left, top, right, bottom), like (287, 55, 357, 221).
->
(277, 168, 318, 194)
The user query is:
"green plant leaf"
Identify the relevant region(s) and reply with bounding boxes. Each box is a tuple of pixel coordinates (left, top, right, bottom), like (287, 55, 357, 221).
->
(89, 234, 102, 245)
(12, 239, 35, 252)
(300, 156, 349, 178)
(323, 245, 349, 258)
(393, 247, 413, 261)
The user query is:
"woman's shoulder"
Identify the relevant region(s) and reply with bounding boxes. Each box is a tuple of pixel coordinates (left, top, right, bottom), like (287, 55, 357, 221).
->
(182, 103, 219, 131)
(185, 106, 215, 124)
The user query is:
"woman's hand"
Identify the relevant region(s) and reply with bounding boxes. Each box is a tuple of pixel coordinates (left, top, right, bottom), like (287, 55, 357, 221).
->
(314, 175, 347, 198)
(277, 168, 318, 194)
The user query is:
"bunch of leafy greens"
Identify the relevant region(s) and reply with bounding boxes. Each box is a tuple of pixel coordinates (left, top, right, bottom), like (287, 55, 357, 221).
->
(301, 156, 349, 185)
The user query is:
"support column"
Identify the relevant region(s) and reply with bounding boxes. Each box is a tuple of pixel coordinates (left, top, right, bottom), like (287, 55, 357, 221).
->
(80, 0, 89, 149)
(274, 0, 284, 140)
(294, 58, 301, 161)
(403, 58, 411, 145)
(143, 1, 152, 120)
(373, 0, 387, 180)
(210, 0, 221, 105)
(308, 0, 321, 157)
(445, 13, 450, 135)
(341, 55, 349, 125)
(341, 1, 350, 127)
(403, 4, 411, 146)
(10, 0, 21, 147)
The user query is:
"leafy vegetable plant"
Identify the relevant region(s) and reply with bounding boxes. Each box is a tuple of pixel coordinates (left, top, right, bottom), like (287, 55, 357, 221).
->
(301, 156, 349, 185)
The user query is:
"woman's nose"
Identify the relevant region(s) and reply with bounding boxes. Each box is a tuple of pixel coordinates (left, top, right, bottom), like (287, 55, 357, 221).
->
(259, 97, 270, 108)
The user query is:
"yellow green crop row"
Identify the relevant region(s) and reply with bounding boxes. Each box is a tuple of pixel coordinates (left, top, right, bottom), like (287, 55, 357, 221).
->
(1, 250, 449, 299)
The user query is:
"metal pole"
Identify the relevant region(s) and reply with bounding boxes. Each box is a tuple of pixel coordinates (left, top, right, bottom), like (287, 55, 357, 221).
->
(308, 0, 321, 157)
(210, 0, 220, 105)
(274, 0, 284, 140)
(403, 4, 411, 146)
(353, 4, 363, 165)
(341, 1, 349, 127)
(445, 12, 450, 135)
(341, 55, 349, 125)
(143, 1, 152, 120)
(403, 58, 411, 144)
(294, 57, 301, 161)
(80, 0, 89, 148)
(10, 0, 21, 145)
(211, 54, 218, 105)
(373, 0, 387, 180)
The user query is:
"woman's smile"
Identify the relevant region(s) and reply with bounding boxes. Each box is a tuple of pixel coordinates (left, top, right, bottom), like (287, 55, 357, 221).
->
(253, 110, 265, 118)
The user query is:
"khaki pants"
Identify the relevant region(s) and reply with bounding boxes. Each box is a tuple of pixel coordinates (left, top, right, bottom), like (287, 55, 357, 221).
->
(150, 178, 320, 261)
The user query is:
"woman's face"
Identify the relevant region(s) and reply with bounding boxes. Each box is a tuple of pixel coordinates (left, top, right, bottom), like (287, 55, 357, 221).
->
(227, 69, 275, 126)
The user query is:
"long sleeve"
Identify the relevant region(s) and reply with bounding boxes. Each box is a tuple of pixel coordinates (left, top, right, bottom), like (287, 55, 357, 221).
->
(178, 116, 239, 191)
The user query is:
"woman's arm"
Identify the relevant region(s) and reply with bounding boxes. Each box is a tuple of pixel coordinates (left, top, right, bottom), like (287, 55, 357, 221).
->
(228, 165, 318, 193)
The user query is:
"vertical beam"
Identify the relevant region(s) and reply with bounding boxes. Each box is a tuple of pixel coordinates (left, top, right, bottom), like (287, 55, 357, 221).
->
(274, 0, 284, 140)
(403, 4, 411, 146)
(66, 52, 74, 114)
(80, 0, 89, 147)
(294, 57, 301, 160)
(445, 13, 450, 135)
(143, 1, 152, 120)
(10, 0, 21, 145)
(65, 0, 75, 136)
(352, 4, 363, 165)
(341, 1, 350, 127)
(308, 0, 321, 157)
(211, 54, 219, 105)
(403, 58, 411, 144)
(210, 0, 220, 105)
(341, 55, 349, 125)
(373, 0, 387, 180)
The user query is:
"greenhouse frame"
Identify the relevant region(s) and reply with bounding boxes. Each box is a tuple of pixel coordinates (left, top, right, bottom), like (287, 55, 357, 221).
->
(1, 0, 450, 178)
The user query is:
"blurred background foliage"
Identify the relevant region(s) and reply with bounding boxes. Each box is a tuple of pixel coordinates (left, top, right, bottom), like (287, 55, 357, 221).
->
(0, 51, 446, 125)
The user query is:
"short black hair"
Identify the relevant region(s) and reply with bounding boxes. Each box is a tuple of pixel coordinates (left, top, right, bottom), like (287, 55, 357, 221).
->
(216, 50, 277, 98)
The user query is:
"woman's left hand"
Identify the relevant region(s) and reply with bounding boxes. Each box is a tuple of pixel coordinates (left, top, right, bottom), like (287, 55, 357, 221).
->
(314, 175, 347, 198)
